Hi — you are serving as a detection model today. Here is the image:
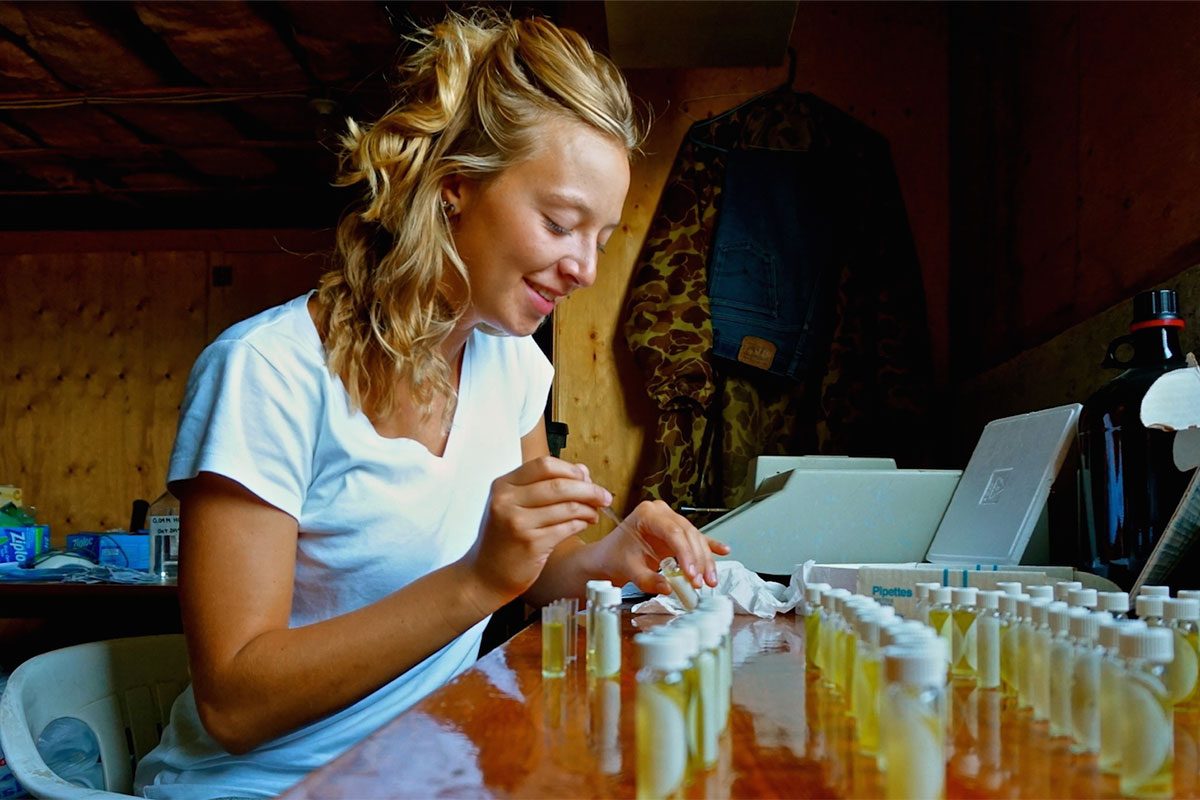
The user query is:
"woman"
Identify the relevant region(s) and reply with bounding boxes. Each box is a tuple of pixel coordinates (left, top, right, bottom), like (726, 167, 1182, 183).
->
(135, 10, 726, 798)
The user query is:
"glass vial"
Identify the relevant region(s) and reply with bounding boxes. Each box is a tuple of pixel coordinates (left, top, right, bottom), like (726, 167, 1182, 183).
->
(592, 586, 622, 678)
(1028, 598, 1055, 721)
(1048, 604, 1076, 737)
(928, 586, 954, 667)
(586, 579, 613, 674)
(1100, 620, 1147, 774)
(1069, 609, 1106, 754)
(804, 583, 831, 672)
(1118, 627, 1174, 798)
(975, 590, 1002, 690)
(635, 633, 689, 800)
(659, 556, 699, 610)
(950, 587, 979, 682)
(1163, 597, 1200, 710)
(881, 641, 948, 800)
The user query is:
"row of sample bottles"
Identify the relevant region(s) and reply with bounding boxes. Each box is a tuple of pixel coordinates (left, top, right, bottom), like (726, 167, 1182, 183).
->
(803, 580, 1200, 799)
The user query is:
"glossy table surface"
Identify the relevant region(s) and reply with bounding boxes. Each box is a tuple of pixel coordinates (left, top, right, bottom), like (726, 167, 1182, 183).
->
(284, 612, 1200, 799)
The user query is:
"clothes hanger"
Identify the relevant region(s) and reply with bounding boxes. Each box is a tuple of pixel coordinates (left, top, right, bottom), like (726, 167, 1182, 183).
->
(683, 47, 801, 153)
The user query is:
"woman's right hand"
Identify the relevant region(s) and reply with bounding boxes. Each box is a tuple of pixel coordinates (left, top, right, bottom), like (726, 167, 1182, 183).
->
(462, 456, 611, 605)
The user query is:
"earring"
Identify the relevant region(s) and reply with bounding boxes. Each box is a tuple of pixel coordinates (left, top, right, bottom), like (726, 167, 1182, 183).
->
(441, 199, 456, 216)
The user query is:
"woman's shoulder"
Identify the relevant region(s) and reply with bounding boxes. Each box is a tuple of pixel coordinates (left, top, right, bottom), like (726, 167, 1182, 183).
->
(206, 293, 323, 367)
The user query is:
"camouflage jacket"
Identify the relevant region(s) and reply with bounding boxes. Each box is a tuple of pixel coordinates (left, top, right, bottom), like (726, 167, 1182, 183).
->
(623, 90, 933, 515)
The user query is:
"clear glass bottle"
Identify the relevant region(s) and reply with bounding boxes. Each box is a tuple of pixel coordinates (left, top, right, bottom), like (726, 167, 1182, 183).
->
(950, 587, 979, 682)
(1029, 599, 1055, 722)
(686, 612, 723, 769)
(1099, 619, 1146, 774)
(1016, 594, 1035, 710)
(697, 595, 734, 732)
(635, 633, 689, 800)
(1118, 627, 1175, 798)
(928, 586, 954, 668)
(803, 583, 831, 673)
(1163, 597, 1200, 710)
(586, 579, 612, 674)
(975, 590, 1002, 690)
(998, 593, 1022, 698)
(881, 641, 948, 800)
(1048, 604, 1077, 738)
(148, 489, 180, 580)
(1097, 591, 1131, 620)
(1069, 609, 1107, 754)
(853, 610, 885, 757)
(592, 586, 622, 678)
(655, 624, 702, 779)
(1136, 594, 1166, 627)
(659, 556, 699, 610)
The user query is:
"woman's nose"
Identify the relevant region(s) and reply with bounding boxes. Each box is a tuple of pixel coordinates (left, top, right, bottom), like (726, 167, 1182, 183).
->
(559, 250, 597, 289)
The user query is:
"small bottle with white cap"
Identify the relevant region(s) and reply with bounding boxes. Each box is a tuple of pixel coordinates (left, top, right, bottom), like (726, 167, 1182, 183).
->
(659, 556, 700, 611)
(1118, 626, 1175, 798)
(880, 638, 948, 800)
(928, 586, 954, 666)
(634, 633, 689, 800)
(914, 581, 941, 626)
(995, 580, 1023, 596)
(1069, 608, 1107, 755)
(699, 594, 734, 730)
(1178, 589, 1200, 601)
(1097, 591, 1131, 620)
(591, 585, 623, 678)
(974, 590, 1002, 690)
(1099, 619, 1147, 775)
(1163, 596, 1200, 710)
(1048, 604, 1078, 738)
(1027, 584, 1055, 602)
(1029, 599, 1056, 722)
(1016, 594, 1036, 710)
(998, 592, 1021, 697)
(803, 583, 831, 672)
(585, 579, 613, 673)
(950, 586, 979, 681)
(675, 614, 721, 769)
(852, 609, 887, 757)
(1141, 585, 1171, 597)
(1136, 593, 1166, 627)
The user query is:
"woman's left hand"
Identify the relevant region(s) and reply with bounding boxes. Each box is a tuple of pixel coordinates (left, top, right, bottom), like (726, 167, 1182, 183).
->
(591, 500, 730, 596)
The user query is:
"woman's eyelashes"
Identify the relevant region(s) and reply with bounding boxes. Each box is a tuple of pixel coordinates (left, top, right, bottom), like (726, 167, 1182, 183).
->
(544, 215, 607, 255)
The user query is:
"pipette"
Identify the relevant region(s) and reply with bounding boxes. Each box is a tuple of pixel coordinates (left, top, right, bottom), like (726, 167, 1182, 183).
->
(598, 502, 699, 610)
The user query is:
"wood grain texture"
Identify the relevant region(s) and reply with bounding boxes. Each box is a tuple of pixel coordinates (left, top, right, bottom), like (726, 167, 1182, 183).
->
(284, 611, 1187, 799)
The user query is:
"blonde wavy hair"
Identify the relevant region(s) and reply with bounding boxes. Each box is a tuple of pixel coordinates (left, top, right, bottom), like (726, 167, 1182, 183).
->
(315, 9, 640, 423)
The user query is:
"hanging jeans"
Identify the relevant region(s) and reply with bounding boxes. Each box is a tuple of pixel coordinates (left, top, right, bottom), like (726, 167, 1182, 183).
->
(706, 148, 841, 383)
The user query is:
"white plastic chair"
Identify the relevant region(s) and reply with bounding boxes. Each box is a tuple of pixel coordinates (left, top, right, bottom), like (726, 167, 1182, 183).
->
(0, 634, 189, 799)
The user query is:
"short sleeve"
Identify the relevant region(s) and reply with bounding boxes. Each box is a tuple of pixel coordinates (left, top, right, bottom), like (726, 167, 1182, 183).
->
(168, 339, 317, 520)
(515, 336, 554, 437)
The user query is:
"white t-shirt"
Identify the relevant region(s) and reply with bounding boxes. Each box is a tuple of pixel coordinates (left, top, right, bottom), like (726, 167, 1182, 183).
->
(135, 293, 553, 799)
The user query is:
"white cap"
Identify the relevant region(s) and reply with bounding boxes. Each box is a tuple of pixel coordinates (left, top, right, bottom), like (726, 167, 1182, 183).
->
(1100, 618, 1145, 650)
(883, 640, 948, 687)
(1140, 585, 1171, 597)
(1028, 585, 1055, 601)
(697, 595, 734, 627)
(1097, 591, 1130, 613)
(587, 580, 613, 595)
(635, 632, 688, 672)
(1054, 581, 1084, 602)
(976, 590, 1001, 610)
(595, 586, 623, 608)
(656, 622, 699, 658)
(1067, 588, 1098, 609)
(805, 582, 831, 604)
(932, 586, 953, 605)
(1119, 626, 1174, 663)
(1178, 590, 1200, 602)
(1136, 595, 1165, 619)
(998, 594, 1020, 616)
(688, 610, 725, 649)
(1070, 608, 1106, 641)
(915, 583, 931, 601)
(1164, 597, 1200, 622)
(1031, 598, 1055, 626)
(1049, 603, 1073, 634)
(855, 612, 884, 648)
(952, 587, 979, 606)
(995, 581, 1023, 596)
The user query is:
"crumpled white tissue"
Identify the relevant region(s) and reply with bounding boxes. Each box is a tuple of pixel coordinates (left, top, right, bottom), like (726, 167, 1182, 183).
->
(630, 560, 805, 618)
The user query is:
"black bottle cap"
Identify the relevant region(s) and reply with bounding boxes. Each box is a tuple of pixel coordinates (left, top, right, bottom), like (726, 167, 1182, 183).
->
(1132, 289, 1182, 323)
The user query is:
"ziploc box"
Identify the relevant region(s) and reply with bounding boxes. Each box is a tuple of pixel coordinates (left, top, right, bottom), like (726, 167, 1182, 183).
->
(66, 533, 150, 571)
(0, 525, 50, 565)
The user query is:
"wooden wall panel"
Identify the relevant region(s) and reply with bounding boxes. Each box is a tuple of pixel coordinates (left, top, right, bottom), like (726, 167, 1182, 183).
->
(0, 249, 207, 539)
(0, 232, 328, 544)
(556, 3, 949, 524)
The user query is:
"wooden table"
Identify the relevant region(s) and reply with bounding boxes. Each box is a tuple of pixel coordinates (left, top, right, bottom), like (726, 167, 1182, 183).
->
(283, 612, 1200, 799)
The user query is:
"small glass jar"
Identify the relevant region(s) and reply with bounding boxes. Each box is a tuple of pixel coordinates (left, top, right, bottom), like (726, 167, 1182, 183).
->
(1069, 609, 1107, 754)
(928, 586, 954, 668)
(1028, 599, 1056, 722)
(1047, 603, 1076, 737)
(592, 585, 622, 678)
(803, 583, 831, 672)
(1118, 627, 1175, 798)
(585, 579, 612, 673)
(975, 590, 1002, 690)
(998, 593, 1021, 698)
(881, 640, 948, 800)
(1163, 597, 1200, 711)
(950, 587, 979, 681)
(1099, 619, 1147, 775)
(635, 633, 689, 800)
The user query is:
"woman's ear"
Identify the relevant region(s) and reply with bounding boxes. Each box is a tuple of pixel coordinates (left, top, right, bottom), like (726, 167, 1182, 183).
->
(441, 174, 469, 215)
